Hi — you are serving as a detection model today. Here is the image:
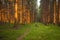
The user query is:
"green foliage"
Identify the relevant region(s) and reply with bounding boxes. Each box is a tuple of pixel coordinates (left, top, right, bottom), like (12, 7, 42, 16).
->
(23, 23, 60, 40)
(0, 23, 30, 40)
(0, 23, 60, 40)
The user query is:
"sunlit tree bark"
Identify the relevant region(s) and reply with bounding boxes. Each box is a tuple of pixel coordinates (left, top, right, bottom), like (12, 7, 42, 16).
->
(14, 0, 18, 28)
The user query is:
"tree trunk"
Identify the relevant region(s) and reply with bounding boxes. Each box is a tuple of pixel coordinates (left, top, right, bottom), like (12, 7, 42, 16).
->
(50, 0, 54, 24)
(58, 0, 60, 25)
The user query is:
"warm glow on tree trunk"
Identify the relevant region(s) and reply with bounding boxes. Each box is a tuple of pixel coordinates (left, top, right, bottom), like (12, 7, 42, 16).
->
(54, 0, 56, 23)
(15, 0, 18, 19)
(27, 10, 30, 23)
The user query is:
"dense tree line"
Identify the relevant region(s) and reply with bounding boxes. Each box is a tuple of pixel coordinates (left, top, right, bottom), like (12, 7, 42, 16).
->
(40, 0, 60, 25)
(0, 0, 37, 27)
(1, 0, 60, 26)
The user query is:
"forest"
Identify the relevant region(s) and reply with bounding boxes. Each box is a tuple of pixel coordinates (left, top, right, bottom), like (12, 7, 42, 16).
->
(0, 0, 60, 40)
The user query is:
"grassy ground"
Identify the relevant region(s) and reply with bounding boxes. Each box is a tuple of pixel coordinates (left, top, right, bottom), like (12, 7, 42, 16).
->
(0, 23, 60, 40)
(0, 23, 30, 40)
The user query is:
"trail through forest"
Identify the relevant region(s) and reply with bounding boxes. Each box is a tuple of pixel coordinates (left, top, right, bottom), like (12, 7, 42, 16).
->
(17, 28, 30, 40)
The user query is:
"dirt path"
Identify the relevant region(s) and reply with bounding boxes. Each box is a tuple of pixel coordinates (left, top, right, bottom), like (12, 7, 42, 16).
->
(17, 29, 30, 40)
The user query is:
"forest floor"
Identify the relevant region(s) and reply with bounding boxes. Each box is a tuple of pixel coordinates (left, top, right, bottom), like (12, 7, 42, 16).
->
(0, 23, 60, 40)
(17, 28, 30, 40)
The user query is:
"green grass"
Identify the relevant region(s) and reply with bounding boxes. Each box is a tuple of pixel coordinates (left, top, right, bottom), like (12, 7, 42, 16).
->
(0, 23, 30, 40)
(0, 23, 60, 40)
(23, 23, 60, 40)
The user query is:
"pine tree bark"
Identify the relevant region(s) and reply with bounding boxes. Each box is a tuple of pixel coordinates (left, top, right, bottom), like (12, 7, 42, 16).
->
(50, 0, 54, 24)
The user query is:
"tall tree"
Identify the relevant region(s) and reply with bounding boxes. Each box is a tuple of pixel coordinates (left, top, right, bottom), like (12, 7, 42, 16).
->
(40, 0, 50, 25)
(58, 0, 60, 25)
